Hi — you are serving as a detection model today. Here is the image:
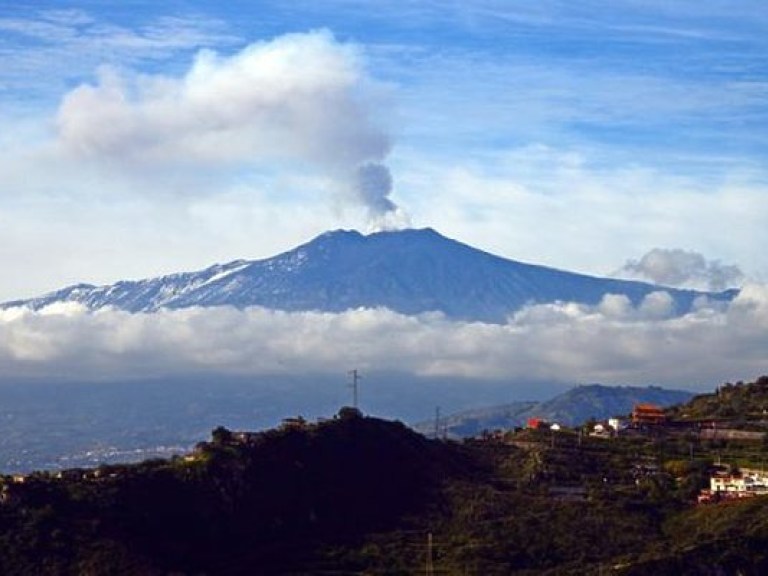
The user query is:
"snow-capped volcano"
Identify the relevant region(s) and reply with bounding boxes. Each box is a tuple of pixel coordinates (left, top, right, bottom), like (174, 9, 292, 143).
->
(2, 228, 737, 322)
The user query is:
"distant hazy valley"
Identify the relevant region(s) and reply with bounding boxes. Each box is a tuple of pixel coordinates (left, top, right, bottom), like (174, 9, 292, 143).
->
(0, 375, 694, 474)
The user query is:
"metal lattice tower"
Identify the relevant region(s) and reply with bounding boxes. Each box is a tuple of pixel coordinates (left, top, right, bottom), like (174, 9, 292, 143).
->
(348, 369, 361, 409)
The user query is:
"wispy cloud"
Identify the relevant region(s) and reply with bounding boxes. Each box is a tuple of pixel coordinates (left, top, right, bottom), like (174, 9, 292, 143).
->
(0, 9, 237, 99)
(399, 144, 768, 284)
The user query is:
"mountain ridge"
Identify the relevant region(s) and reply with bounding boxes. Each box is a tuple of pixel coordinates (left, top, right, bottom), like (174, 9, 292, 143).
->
(418, 383, 695, 437)
(2, 228, 738, 322)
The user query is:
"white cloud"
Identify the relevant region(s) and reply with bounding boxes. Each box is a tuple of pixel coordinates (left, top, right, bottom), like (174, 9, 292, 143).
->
(0, 29, 412, 302)
(57, 32, 365, 164)
(638, 291, 675, 319)
(1, 286, 766, 390)
(616, 248, 744, 291)
(398, 145, 768, 285)
(54, 30, 401, 221)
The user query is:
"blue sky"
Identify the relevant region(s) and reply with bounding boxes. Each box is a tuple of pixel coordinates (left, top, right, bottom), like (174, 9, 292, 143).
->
(1, 1, 766, 300)
(0, 2, 767, 390)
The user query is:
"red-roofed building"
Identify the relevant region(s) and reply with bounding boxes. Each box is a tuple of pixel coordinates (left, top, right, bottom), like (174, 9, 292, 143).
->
(632, 403, 666, 425)
(527, 417, 545, 429)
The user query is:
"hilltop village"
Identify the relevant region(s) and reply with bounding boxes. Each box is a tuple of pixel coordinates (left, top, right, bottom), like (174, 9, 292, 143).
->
(516, 393, 768, 505)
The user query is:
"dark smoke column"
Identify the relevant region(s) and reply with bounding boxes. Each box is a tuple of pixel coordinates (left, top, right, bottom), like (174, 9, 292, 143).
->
(352, 162, 410, 230)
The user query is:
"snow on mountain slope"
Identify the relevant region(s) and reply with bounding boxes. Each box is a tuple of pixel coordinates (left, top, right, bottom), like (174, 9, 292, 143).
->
(2, 228, 738, 322)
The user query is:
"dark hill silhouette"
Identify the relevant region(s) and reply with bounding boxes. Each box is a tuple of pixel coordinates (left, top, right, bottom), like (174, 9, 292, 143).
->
(0, 411, 473, 575)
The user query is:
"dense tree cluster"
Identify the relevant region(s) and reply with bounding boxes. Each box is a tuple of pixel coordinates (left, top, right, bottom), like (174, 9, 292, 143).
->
(669, 376, 768, 423)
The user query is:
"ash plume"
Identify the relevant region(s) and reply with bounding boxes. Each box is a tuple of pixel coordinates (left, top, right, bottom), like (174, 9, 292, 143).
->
(54, 30, 409, 227)
(354, 163, 395, 215)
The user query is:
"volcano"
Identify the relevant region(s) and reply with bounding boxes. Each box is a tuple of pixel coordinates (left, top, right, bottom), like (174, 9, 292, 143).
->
(2, 228, 737, 323)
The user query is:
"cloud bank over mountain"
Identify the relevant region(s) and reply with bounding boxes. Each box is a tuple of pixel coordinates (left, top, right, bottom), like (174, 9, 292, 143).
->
(1, 284, 765, 389)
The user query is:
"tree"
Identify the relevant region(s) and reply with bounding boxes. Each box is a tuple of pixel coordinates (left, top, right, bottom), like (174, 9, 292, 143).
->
(211, 426, 233, 445)
(338, 406, 363, 421)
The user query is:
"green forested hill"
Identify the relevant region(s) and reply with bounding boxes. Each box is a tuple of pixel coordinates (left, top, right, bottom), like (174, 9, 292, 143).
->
(2, 380, 768, 575)
(668, 375, 768, 422)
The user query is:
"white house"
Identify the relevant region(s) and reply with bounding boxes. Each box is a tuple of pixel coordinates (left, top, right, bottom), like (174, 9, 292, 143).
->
(711, 472, 768, 495)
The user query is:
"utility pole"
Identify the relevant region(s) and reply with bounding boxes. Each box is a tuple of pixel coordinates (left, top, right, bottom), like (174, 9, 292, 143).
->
(434, 406, 441, 440)
(348, 369, 361, 409)
(426, 532, 434, 576)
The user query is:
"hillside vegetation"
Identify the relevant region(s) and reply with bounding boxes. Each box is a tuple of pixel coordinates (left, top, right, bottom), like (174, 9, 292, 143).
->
(2, 377, 768, 574)
(668, 375, 768, 423)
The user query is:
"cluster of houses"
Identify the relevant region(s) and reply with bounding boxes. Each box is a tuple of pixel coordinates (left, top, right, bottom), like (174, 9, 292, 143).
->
(522, 402, 768, 506)
(524, 403, 668, 438)
(590, 403, 667, 437)
(578, 403, 767, 443)
(698, 468, 768, 504)
(525, 417, 562, 431)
